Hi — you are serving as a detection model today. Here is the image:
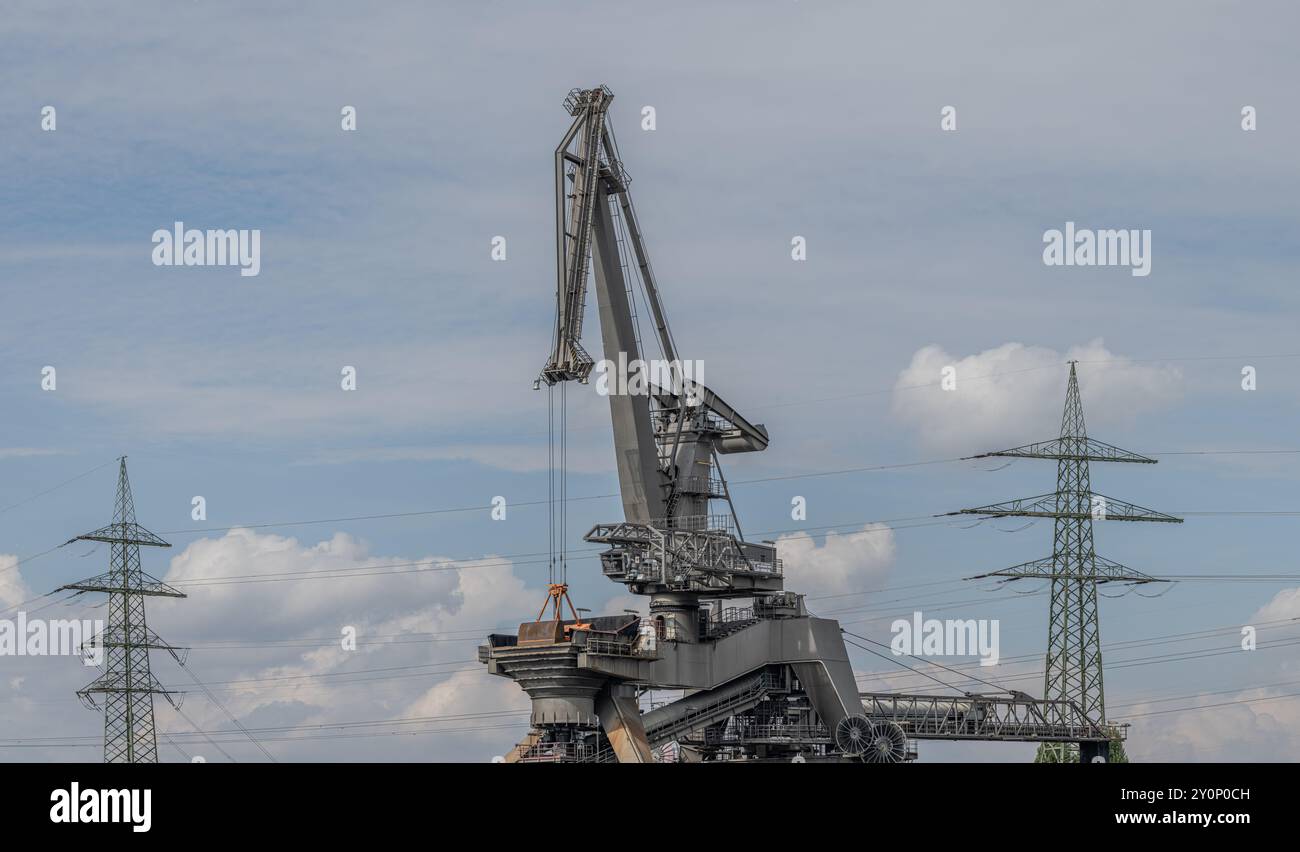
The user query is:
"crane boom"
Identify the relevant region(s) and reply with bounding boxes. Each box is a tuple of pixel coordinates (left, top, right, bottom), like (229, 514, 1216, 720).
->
(541, 86, 666, 522)
(538, 85, 771, 530)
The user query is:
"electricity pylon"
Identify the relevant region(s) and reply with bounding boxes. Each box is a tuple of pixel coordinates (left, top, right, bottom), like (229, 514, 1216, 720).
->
(57, 457, 186, 763)
(954, 362, 1181, 762)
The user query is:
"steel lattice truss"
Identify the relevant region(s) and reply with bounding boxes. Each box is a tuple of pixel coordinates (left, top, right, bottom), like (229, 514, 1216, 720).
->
(966, 436, 1156, 464)
(539, 85, 616, 387)
(586, 520, 783, 595)
(57, 458, 185, 763)
(953, 363, 1181, 761)
(860, 691, 1116, 742)
(958, 491, 1180, 523)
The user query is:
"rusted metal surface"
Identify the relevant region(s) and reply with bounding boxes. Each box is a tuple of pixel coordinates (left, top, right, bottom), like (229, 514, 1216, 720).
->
(517, 619, 565, 646)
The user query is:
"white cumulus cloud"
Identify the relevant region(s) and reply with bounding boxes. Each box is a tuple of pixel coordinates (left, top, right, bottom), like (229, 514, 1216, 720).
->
(890, 340, 1182, 454)
(0, 555, 34, 609)
(1252, 587, 1300, 625)
(116, 529, 545, 761)
(776, 523, 896, 601)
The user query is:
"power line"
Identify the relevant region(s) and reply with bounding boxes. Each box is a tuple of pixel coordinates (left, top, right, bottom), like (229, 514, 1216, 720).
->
(3, 665, 495, 706)
(159, 732, 192, 762)
(0, 543, 71, 578)
(0, 459, 117, 516)
(853, 634, 1300, 690)
(4, 449, 1293, 555)
(1109, 676, 1300, 712)
(9, 681, 1298, 752)
(145, 463, 1300, 538)
(133, 517, 946, 589)
(174, 661, 277, 763)
(841, 627, 1012, 694)
(166, 708, 531, 736)
(841, 634, 962, 692)
(164, 659, 476, 689)
(158, 667, 490, 697)
(850, 616, 1300, 687)
(5, 450, 1300, 587)
(1121, 690, 1300, 721)
(0, 721, 532, 750)
(0, 707, 532, 741)
(170, 703, 239, 763)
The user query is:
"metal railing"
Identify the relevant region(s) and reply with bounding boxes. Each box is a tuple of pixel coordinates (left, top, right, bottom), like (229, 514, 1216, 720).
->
(587, 517, 784, 595)
(672, 475, 728, 499)
(699, 723, 830, 745)
(645, 672, 780, 746)
(516, 740, 608, 763)
(702, 606, 759, 639)
(581, 635, 656, 657)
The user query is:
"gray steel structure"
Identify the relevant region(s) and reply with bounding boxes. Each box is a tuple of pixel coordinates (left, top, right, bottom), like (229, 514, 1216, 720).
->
(484, 86, 869, 762)
(953, 363, 1180, 762)
(57, 458, 185, 763)
(482, 86, 1136, 764)
(860, 691, 1116, 743)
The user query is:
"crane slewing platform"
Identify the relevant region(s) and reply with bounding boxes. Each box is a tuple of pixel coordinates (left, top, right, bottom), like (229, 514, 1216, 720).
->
(478, 85, 1122, 763)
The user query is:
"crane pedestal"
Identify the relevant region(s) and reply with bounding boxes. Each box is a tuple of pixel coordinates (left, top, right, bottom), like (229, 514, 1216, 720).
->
(480, 595, 875, 763)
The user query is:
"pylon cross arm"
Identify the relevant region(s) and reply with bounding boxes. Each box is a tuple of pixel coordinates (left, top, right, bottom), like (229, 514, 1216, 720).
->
(954, 491, 1182, 523)
(968, 437, 1156, 464)
(84, 625, 189, 652)
(56, 569, 187, 598)
(968, 555, 1164, 584)
(77, 670, 177, 696)
(72, 521, 171, 548)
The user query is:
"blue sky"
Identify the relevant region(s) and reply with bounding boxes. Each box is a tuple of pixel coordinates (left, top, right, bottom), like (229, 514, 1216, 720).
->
(1, 1, 1298, 762)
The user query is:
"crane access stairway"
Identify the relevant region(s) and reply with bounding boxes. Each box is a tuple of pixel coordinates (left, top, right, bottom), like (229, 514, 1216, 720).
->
(701, 606, 762, 639)
(641, 671, 775, 746)
(561, 668, 842, 764)
(547, 671, 778, 764)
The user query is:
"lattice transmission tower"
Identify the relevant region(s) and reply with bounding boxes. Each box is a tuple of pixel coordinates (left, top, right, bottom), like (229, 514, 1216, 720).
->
(57, 457, 186, 763)
(954, 362, 1181, 762)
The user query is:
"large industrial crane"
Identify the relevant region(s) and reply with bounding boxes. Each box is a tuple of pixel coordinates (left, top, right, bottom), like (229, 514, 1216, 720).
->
(479, 85, 1123, 764)
(482, 86, 870, 763)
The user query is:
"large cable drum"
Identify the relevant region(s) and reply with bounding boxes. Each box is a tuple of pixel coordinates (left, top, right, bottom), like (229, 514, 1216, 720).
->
(834, 715, 874, 757)
(862, 720, 909, 764)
